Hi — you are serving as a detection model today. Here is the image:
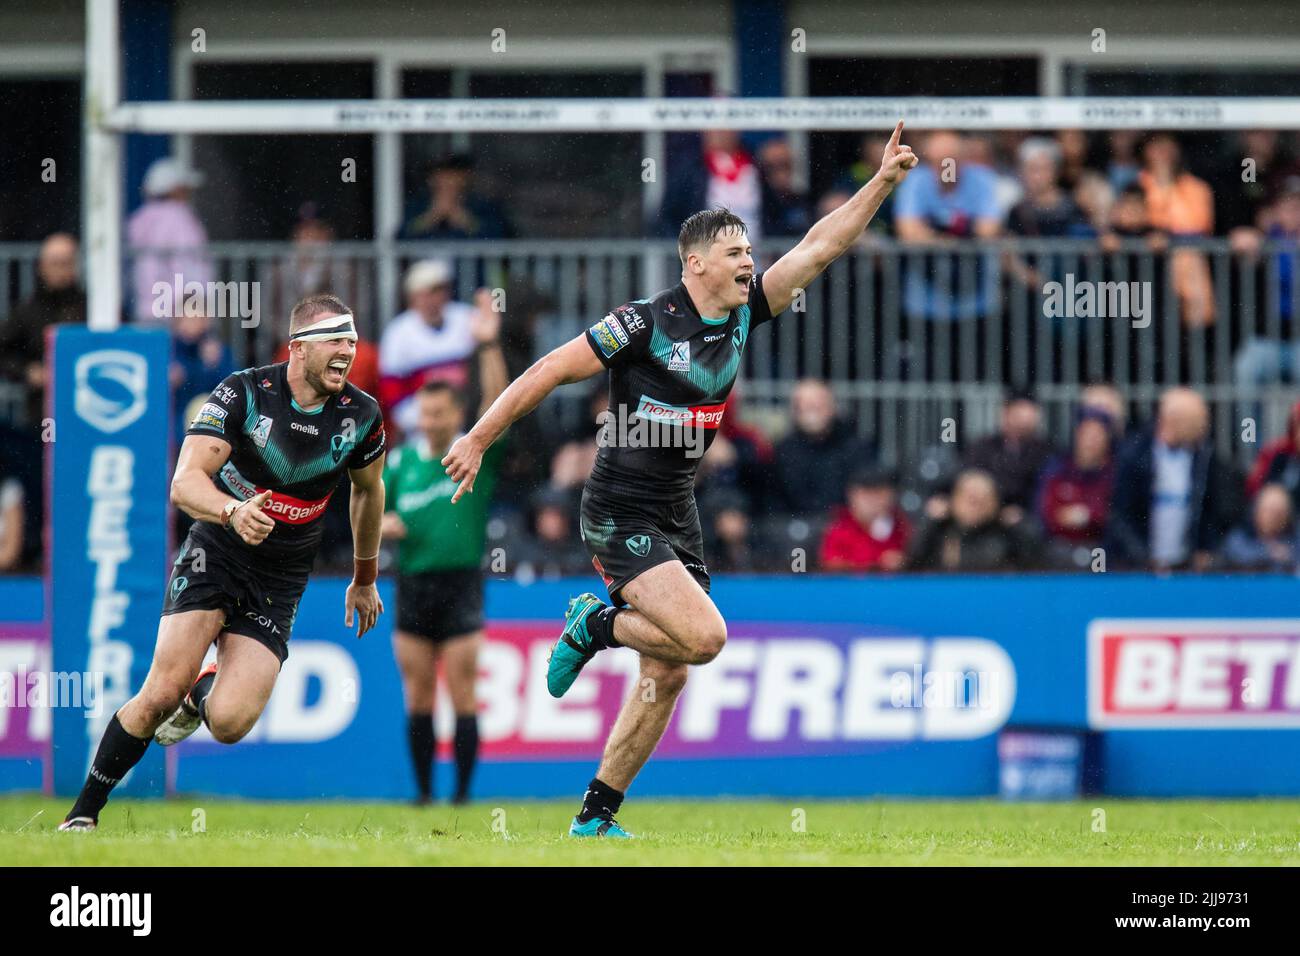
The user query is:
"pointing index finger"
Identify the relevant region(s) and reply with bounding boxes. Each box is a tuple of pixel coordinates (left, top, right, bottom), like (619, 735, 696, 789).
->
(888, 120, 904, 150)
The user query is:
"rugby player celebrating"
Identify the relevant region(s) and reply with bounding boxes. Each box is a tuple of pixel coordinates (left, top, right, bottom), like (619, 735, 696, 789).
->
(442, 122, 918, 836)
(61, 294, 387, 830)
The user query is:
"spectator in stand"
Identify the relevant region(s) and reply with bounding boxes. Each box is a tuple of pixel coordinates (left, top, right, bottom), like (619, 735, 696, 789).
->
(270, 204, 361, 322)
(1105, 387, 1240, 571)
(962, 133, 1023, 221)
(549, 386, 606, 492)
(171, 304, 235, 447)
(1007, 138, 1091, 239)
(1079, 382, 1131, 437)
(1098, 184, 1168, 254)
(1245, 398, 1300, 508)
(719, 390, 774, 511)
(893, 129, 1003, 321)
(511, 487, 591, 581)
(1105, 129, 1142, 194)
(819, 467, 911, 572)
(1212, 130, 1300, 240)
(1219, 483, 1300, 573)
(0, 232, 86, 425)
(659, 129, 764, 241)
(1233, 177, 1300, 387)
(379, 260, 484, 438)
(1035, 407, 1116, 559)
(0, 451, 24, 572)
(1054, 129, 1113, 233)
(834, 132, 895, 235)
(758, 138, 812, 238)
(397, 154, 511, 241)
(127, 158, 212, 324)
(1137, 133, 1216, 328)
(961, 390, 1056, 522)
(770, 379, 874, 517)
(701, 487, 763, 573)
(906, 468, 1037, 572)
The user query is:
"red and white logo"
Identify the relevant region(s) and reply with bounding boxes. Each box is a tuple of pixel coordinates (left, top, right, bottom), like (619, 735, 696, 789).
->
(635, 395, 725, 429)
(1088, 619, 1300, 728)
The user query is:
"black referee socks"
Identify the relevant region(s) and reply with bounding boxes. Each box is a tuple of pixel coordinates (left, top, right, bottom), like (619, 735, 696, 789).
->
(452, 714, 479, 803)
(406, 713, 435, 801)
(66, 713, 151, 823)
(576, 776, 625, 823)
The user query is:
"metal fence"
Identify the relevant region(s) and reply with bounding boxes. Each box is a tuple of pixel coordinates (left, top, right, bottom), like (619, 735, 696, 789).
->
(2, 237, 1297, 467)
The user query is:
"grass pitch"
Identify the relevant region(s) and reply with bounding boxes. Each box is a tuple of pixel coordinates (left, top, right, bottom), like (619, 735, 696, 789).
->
(2, 795, 1298, 866)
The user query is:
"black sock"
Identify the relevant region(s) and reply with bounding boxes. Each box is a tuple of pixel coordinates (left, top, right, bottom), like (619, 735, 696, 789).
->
(190, 670, 217, 725)
(406, 713, 435, 800)
(453, 714, 479, 801)
(576, 776, 625, 823)
(585, 606, 622, 650)
(66, 713, 151, 822)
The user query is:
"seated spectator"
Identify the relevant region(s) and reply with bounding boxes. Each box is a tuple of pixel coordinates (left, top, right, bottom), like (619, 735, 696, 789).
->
(1220, 483, 1300, 573)
(1105, 387, 1240, 571)
(961, 390, 1056, 522)
(398, 153, 511, 240)
(819, 467, 911, 572)
(906, 469, 1037, 572)
(128, 158, 212, 324)
(379, 260, 485, 438)
(511, 487, 590, 581)
(1245, 398, 1300, 508)
(893, 129, 1003, 322)
(758, 138, 812, 239)
(701, 487, 764, 573)
(770, 379, 874, 517)
(171, 305, 235, 447)
(0, 458, 23, 573)
(1137, 133, 1215, 327)
(658, 129, 763, 241)
(1233, 176, 1300, 387)
(1036, 407, 1116, 552)
(0, 232, 86, 426)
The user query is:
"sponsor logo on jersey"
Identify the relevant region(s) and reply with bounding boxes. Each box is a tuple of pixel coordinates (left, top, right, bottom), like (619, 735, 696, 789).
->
(634, 395, 726, 429)
(618, 307, 646, 333)
(290, 421, 320, 436)
(214, 384, 238, 406)
(626, 535, 652, 557)
(668, 340, 690, 371)
(191, 402, 228, 432)
(339, 395, 352, 406)
(1089, 619, 1300, 728)
(704, 331, 727, 342)
(588, 315, 627, 359)
(251, 415, 273, 448)
(218, 461, 334, 525)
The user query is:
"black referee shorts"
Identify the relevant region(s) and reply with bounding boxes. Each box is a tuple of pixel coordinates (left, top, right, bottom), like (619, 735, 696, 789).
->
(395, 568, 485, 643)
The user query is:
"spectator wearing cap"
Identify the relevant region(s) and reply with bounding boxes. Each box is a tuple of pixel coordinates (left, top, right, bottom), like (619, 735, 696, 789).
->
(379, 260, 492, 438)
(906, 469, 1038, 572)
(1219, 483, 1300, 573)
(961, 390, 1056, 523)
(1035, 406, 1116, 553)
(398, 153, 511, 241)
(770, 379, 875, 518)
(1105, 387, 1240, 571)
(126, 157, 213, 324)
(819, 468, 911, 572)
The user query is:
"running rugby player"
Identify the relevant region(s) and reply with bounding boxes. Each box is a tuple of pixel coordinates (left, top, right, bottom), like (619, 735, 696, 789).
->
(443, 122, 918, 837)
(60, 294, 387, 830)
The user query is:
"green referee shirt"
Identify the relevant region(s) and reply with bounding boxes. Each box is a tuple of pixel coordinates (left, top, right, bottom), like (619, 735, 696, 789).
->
(383, 435, 504, 574)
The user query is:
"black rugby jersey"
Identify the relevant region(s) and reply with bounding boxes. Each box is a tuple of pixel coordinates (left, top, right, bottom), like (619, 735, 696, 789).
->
(184, 362, 386, 568)
(584, 273, 779, 500)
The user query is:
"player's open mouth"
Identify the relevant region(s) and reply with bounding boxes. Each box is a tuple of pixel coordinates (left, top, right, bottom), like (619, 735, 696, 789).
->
(734, 273, 751, 291)
(325, 360, 349, 383)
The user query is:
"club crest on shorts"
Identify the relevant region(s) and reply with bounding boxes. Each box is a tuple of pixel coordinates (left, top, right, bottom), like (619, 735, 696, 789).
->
(170, 576, 189, 600)
(626, 534, 652, 557)
(668, 341, 690, 372)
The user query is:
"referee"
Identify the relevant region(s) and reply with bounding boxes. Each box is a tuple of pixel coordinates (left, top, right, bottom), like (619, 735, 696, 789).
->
(381, 291, 507, 804)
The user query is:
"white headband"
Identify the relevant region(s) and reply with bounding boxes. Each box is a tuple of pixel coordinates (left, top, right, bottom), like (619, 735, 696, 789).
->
(290, 313, 358, 342)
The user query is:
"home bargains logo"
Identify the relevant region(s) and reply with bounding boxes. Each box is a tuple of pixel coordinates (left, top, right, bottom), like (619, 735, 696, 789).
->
(218, 462, 332, 525)
(635, 395, 725, 429)
(1088, 619, 1300, 728)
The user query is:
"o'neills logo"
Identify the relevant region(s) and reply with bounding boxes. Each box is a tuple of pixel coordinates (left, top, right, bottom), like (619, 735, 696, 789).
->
(218, 462, 332, 525)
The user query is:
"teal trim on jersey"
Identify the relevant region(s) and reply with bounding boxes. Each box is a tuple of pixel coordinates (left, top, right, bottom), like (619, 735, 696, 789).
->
(242, 378, 259, 434)
(291, 396, 326, 416)
(700, 314, 729, 325)
(249, 413, 377, 486)
(647, 306, 751, 399)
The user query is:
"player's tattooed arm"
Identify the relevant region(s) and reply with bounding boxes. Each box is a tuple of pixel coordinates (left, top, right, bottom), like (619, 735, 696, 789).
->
(763, 119, 918, 314)
(443, 333, 602, 503)
(345, 454, 386, 638)
(171, 435, 275, 544)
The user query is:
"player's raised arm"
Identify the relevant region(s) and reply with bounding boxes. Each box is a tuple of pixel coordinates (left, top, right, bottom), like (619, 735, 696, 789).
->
(443, 332, 604, 502)
(762, 120, 919, 314)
